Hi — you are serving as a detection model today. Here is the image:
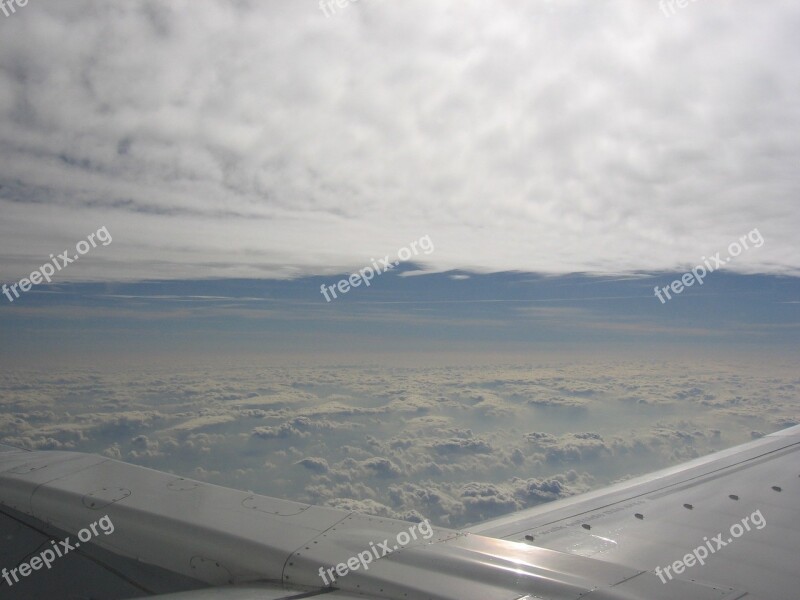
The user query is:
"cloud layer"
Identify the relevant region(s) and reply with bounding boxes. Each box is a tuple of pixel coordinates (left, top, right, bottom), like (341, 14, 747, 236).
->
(1, 0, 798, 281)
(2, 356, 797, 528)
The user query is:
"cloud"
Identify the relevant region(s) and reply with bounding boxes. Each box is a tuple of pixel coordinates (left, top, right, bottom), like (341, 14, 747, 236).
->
(167, 414, 236, 433)
(252, 415, 351, 439)
(1, 1, 798, 282)
(431, 437, 494, 455)
(296, 457, 329, 474)
(361, 457, 403, 478)
(2, 357, 798, 528)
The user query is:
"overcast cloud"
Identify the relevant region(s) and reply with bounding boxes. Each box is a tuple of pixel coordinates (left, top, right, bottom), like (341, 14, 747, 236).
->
(1, 0, 798, 281)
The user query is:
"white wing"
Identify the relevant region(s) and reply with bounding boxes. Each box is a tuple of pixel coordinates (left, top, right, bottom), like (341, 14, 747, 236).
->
(2, 426, 799, 599)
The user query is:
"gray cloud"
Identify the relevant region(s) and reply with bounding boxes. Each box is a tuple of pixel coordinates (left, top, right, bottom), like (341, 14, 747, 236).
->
(1, 0, 798, 282)
(296, 456, 329, 474)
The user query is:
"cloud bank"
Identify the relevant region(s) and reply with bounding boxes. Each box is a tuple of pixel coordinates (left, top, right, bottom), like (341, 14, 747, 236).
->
(1, 0, 798, 281)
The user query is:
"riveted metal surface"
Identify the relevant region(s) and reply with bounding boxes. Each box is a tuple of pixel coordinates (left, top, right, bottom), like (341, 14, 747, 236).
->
(82, 486, 132, 509)
(0, 451, 353, 585)
(474, 426, 800, 600)
(167, 477, 202, 491)
(285, 516, 734, 600)
(242, 494, 312, 516)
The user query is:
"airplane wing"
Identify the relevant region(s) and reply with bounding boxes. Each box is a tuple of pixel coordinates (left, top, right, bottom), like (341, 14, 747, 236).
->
(1, 426, 799, 599)
(469, 425, 800, 599)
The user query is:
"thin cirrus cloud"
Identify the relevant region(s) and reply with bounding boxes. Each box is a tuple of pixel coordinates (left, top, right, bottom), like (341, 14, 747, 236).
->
(0, 0, 798, 283)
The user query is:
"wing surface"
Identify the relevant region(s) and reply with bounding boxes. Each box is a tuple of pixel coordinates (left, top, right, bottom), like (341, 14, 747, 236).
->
(470, 426, 800, 599)
(3, 427, 800, 600)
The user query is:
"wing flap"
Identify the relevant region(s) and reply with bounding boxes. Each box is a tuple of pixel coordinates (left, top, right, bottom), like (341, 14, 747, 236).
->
(0, 504, 205, 599)
(137, 589, 388, 600)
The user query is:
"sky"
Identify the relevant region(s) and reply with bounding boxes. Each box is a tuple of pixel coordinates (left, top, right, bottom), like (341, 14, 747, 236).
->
(0, 1, 798, 527)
